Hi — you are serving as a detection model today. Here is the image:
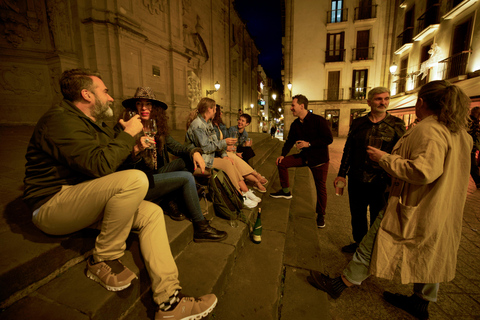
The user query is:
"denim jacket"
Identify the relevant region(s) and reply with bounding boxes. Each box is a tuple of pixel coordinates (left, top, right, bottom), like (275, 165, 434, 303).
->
(228, 126, 248, 146)
(185, 115, 227, 168)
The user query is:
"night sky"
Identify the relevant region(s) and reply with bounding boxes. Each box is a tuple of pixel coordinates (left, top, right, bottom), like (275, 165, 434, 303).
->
(234, 0, 283, 90)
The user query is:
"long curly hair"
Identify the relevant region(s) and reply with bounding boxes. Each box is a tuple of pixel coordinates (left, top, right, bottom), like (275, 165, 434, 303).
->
(418, 80, 470, 133)
(121, 101, 170, 169)
(186, 97, 216, 130)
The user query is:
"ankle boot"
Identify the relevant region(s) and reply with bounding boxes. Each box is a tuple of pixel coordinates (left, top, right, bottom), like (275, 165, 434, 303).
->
(193, 220, 228, 242)
(165, 200, 186, 221)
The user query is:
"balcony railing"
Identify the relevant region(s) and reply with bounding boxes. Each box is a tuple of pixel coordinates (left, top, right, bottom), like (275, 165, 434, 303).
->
(438, 50, 472, 79)
(415, 4, 440, 37)
(396, 27, 414, 51)
(327, 8, 348, 23)
(324, 88, 345, 101)
(354, 5, 377, 20)
(325, 49, 346, 62)
(352, 47, 375, 61)
(350, 87, 371, 100)
(446, 0, 465, 12)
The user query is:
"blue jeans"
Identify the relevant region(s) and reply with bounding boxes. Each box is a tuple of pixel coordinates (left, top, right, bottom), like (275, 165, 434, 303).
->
(343, 211, 440, 302)
(145, 171, 204, 222)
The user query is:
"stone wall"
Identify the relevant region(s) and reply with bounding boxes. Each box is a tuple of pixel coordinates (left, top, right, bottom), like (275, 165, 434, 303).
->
(0, 0, 260, 131)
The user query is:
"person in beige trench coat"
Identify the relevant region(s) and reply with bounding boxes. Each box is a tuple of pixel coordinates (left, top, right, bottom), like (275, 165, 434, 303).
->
(307, 80, 472, 320)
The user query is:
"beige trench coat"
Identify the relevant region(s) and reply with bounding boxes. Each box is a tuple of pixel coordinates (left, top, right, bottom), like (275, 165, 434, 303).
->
(370, 115, 472, 284)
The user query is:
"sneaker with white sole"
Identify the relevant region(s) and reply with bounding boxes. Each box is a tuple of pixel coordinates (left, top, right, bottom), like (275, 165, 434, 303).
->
(244, 189, 261, 203)
(86, 257, 137, 291)
(155, 293, 218, 320)
(243, 196, 258, 208)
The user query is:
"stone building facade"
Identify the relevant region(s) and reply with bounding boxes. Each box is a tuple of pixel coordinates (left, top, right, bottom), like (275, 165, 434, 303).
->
(0, 0, 262, 130)
(282, 0, 480, 138)
(282, 0, 393, 138)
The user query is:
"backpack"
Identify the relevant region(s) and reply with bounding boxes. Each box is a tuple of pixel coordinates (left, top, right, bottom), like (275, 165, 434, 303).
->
(208, 168, 251, 229)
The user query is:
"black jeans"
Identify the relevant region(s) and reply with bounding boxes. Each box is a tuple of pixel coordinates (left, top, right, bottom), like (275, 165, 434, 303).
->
(347, 178, 388, 243)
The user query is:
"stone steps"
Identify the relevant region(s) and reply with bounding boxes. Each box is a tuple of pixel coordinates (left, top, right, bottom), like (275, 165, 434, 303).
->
(0, 127, 281, 319)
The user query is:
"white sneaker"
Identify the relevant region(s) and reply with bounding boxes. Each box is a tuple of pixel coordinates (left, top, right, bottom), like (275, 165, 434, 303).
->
(243, 196, 258, 208)
(244, 190, 261, 203)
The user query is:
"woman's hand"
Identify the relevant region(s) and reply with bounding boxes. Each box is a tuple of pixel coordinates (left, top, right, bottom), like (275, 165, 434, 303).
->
(225, 138, 237, 146)
(133, 136, 154, 155)
(367, 146, 387, 162)
(192, 152, 206, 173)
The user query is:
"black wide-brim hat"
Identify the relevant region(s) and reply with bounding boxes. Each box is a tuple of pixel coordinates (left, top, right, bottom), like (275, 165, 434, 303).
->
(122, 87, 168, 110)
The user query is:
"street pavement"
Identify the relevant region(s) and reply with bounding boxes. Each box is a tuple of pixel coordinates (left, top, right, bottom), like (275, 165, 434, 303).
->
(0, 125, 479, 319)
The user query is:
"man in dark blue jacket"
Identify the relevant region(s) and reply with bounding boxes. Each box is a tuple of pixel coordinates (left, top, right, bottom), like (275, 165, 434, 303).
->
(335, 87, 405, 253)
(270, 94, 333, 228)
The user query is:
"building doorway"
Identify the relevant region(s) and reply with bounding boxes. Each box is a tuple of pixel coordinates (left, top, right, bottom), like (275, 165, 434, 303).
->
(325, 109, 340, 137)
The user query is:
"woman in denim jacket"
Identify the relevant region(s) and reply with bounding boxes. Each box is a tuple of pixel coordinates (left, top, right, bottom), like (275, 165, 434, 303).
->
(185, 97, 261, 208)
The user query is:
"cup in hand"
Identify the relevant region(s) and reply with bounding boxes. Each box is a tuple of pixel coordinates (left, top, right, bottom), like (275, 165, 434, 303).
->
(335, 180, 345, 196)
(368, 136, 383, 149)
(245, 138, 252, 147)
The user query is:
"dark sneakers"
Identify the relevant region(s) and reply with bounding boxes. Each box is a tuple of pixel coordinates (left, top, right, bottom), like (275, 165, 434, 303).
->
(307, 271, 346, 299)
(341, 242, 358, 253)
(269, 190, 292, 199)
(316, 215, 325, 228)
(383, 291, 430, 320)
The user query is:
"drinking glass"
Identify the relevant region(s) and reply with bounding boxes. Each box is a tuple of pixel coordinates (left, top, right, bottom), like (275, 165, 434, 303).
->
(245, 138, 252, 147)
(144, 119, 157, 149)
(228, 132, 238, 152)
(124, 110, 137, 121)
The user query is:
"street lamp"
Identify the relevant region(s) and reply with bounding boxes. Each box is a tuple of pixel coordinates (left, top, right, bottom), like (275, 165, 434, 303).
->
(206, 81, 220, 96)
(287, 82, 292, 92)
(389, 63, 398, 75)
(272, 93, 277, 100)
(250, 103, 254, 108)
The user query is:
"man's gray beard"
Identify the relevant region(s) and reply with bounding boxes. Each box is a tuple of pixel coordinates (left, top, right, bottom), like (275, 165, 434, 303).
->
(92, 100, 113, 121)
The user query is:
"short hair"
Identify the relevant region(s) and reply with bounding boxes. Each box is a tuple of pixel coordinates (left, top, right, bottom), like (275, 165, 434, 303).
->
(367, 87, 390, 101)
(240, 113, 251, 124)
(60, 68, 101, 102)
(292, 94, 308, 109)
(418, 80, 470, 133)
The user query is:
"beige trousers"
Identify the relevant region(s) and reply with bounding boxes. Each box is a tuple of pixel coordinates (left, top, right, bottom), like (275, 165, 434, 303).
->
(213, 157, 244, 191)
(226, 152, 254, 176)
(33, 170, 181, 304)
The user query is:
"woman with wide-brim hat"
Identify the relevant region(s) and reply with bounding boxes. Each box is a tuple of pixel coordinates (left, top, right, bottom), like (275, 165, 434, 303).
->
(118, 87, 227, 243)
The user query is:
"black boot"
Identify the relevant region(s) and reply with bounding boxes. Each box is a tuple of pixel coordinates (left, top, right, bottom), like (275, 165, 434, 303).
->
(193, 220, 228, 242)
(383, 291, 429, 320)
(165, 200, 186, 221)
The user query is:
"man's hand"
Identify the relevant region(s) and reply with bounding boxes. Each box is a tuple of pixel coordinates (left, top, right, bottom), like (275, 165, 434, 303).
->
(295, 140, 309, 150)
(225, 138, 237, 146)
(192, 152, 205, 173)
(367, 146, 387, 162)
(334, 176, 346, 188)
(276, 156, 284, 165)
(119, 115, 143, 137)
